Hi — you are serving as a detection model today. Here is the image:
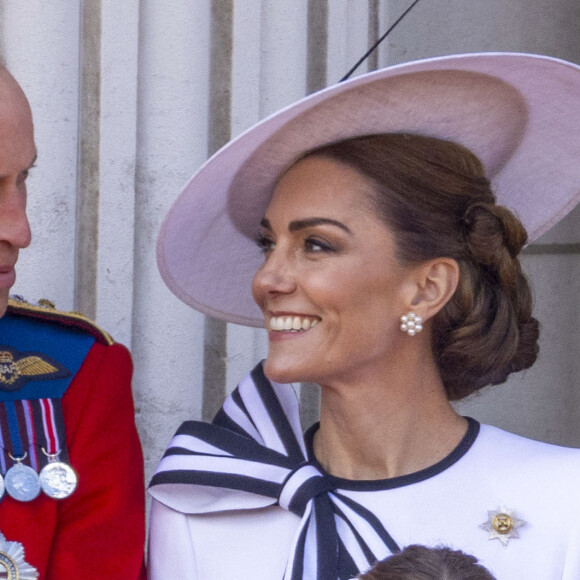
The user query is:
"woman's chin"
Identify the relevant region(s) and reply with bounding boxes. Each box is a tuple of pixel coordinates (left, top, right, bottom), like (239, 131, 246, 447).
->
(263, 357, 311, 385)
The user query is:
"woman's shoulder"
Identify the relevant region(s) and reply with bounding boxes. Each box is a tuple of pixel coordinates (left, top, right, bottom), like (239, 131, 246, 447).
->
(478, 422, 580, 453)
(149, 498, 299, 579)
(475, 422, 580, 479)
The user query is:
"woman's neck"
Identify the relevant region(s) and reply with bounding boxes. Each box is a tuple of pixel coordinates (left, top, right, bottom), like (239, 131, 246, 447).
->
(312, 362, 468, 481)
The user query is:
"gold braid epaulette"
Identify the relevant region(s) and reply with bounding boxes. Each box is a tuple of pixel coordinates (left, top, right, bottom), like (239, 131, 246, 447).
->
(6, 298, 115, 346)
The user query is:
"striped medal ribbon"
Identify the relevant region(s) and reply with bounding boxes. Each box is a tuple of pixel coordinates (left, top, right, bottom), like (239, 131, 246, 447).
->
(0, 398, 77, 501)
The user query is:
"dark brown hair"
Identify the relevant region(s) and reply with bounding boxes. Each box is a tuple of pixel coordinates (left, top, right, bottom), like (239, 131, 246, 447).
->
(307, 133, 539, 400)
(358, 545, 496, 580)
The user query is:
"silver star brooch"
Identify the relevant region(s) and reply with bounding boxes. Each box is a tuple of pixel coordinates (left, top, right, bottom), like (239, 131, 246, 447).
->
(0, 531, 39, 579)
(479, 504, 526, 547)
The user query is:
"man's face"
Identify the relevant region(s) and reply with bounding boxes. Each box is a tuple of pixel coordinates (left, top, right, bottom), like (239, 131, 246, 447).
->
(0, 68, 34, 317)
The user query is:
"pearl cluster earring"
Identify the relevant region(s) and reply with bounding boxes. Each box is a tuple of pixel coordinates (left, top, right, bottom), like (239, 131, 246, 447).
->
(400, 312, 423, 336)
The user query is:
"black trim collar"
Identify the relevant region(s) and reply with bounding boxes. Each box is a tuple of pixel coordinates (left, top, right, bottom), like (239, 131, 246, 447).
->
(304, 416, 480, 492)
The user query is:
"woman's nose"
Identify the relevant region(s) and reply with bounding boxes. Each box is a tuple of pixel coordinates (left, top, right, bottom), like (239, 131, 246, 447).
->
(252, 249, 297, 298)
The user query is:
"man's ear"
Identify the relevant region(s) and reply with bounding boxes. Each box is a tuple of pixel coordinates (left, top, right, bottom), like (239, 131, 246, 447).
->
(407, 258, 459, 321)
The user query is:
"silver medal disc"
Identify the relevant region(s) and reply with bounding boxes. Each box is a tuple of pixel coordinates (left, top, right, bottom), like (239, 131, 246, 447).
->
(0, 473, 4, 500)
(5, 463, 41, 502)
(39, 461, 78, 499)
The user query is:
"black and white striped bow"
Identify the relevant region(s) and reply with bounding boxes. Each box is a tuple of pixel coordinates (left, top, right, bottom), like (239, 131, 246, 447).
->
(149, 363, 400, 579)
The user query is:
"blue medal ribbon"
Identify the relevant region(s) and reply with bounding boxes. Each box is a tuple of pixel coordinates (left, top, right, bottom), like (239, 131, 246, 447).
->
(3, 402, 23, 459)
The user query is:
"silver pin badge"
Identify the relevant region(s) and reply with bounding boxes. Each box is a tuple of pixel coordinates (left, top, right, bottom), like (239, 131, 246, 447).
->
(480, 504, 526, 547)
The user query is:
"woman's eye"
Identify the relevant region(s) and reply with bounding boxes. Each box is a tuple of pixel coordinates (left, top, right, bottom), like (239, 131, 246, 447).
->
(255, 233, 275, 254)
(305, 237, 334, 253)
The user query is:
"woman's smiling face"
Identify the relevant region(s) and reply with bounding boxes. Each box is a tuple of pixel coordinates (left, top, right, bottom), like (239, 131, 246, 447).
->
(251, 155, 417, 386)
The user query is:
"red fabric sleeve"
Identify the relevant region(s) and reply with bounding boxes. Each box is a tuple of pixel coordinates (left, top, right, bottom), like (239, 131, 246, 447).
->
(46, 341, 146, 579)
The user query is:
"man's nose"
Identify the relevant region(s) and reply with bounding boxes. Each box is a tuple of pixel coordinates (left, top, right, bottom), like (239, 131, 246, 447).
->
(0, 190, 32, 249)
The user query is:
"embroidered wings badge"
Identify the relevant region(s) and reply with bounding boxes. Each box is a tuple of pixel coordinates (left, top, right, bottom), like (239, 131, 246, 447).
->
(0, 347, 70, 392)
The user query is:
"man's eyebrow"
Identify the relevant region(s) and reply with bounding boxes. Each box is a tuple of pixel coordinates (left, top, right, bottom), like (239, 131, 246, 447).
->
(0, 153, 38, 180)
(259, 217, 352, 234)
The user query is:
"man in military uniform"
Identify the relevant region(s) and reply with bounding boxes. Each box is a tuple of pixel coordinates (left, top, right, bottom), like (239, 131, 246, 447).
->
(0, 66, 146, 578)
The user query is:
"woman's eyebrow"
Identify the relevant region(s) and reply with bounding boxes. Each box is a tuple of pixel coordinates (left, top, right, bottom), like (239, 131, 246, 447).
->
(259, 217, 351, 234)
(289, 217, 351, 233)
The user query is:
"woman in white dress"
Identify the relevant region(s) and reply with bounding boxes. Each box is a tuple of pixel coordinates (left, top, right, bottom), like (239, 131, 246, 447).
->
(148, 53, 580, 580)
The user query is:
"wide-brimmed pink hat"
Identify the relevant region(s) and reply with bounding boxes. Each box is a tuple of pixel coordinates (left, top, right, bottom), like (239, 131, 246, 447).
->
(157, 52, 580, 327)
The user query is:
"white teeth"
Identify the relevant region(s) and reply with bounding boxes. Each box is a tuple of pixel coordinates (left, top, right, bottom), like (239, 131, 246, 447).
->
(269, 316, 319, 331)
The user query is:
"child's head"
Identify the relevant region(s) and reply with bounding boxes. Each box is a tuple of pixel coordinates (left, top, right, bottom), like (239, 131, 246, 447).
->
(357, 545, 496, 580)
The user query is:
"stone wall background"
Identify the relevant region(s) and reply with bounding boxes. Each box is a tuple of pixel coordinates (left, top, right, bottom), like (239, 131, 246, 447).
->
(1, 0, 579, 508)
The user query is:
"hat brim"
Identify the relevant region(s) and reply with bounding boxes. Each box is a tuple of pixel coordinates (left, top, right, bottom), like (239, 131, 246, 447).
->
(157, 52, 580, 327)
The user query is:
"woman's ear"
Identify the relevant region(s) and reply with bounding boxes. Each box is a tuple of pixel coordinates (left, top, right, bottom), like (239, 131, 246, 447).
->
(408, 258, 459, 320)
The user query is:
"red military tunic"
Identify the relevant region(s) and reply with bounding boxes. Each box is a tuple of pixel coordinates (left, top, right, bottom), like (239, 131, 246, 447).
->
(0, 299, 146, 579)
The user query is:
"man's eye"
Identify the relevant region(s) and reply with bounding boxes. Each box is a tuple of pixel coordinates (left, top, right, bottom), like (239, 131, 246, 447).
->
(17, 170, 29, 184)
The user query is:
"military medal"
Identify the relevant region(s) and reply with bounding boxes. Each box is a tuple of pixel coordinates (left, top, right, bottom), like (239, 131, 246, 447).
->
(479, 504, 526, 546)
(0, 326, 85, 505)
(4, 454, 41, 502)
(0, 531, 39, 579)
(39, 450, 78, 499)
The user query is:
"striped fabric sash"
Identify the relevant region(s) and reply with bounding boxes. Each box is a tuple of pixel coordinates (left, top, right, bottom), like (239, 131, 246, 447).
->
(149, 363, 399, 580)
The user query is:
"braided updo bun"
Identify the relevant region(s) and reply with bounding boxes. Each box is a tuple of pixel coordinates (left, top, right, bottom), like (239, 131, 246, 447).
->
(307, 133, 539, 400)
